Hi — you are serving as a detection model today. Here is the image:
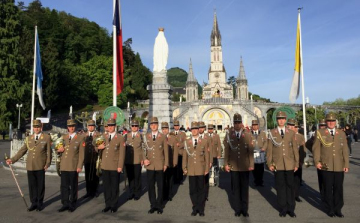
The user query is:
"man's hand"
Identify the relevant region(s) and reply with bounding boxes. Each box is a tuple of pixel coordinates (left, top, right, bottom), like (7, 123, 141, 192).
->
(44, 166, 48, 171)
(183, 170, 187, 175)
(57, 146, 65, 153)
(269, 166, 275, 172)
(76, 168, 82, 173)
(225, 165, 230, 172)
(97, 143, 105, 150)
(316, 163, 322, 170)
(344, 168, 349, 173)
(144, 159, 150, 166)
(249, 167, 254, 171)
(141, 160, 144, 166)
(117, 168, 122, 173)
(217, 156, 221, 159)
(6, 159, 12, 165)
(163, 166, 167, 172)
(205, 171, 209, 175)
(294, 167, 298, 172)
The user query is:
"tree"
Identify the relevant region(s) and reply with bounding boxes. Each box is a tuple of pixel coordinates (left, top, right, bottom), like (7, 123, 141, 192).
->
(227, 76, 236, 98)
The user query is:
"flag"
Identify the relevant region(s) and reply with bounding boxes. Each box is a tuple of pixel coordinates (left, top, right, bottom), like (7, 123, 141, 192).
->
(113, 0, 124, 95)
(289, 12, 302, 103)
(35, 27, 46, 110)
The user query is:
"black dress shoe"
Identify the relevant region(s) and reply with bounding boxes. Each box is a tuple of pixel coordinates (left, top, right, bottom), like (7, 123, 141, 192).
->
(83, 193, 91, 198)
(127, 194, 134, 200)
(27, 204, 37, 212)
(36, 205, 43, 212)
(295, 197, 302, 202)
(199, 212, 205, 217)
(95, 192, 100, 197)
(168, 197, 172, 201)
(279, 211, 286, 217)
(335, 212, 344, 218)
(111, 208, 117, 213)
(287, 211, 296, 218)
(327, 212, 336, 218)
(157, 208, 163, 214)
(58, 206, 69, 212)
(102, 207, 111, 213)
(242, 211, 249, 217)
(191, 211, 197, 216)
(68, 207, 76, 212)
(148, 208, 156, 214)
(234, 211, 241, 217)
(134, 196, 140, 200)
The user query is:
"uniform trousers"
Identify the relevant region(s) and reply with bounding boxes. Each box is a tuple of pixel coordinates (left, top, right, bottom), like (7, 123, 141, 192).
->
(102, 169, 120, 208)
(164, 167, 176, 200)
(294, 167, 302, 198)
(27, 170, 45, 206)
(274, 170, 295, 213)
(231, 171, 249, 212)
(125, 164, 142, 198)
(147, 170, 164, 209)
(252, 163, 264, 185)
(175, 155, 183, 183)
(317, 169, 324, 200)
(84, 163, 99, 196)
(188, 175, 206, 212)
(60, 171, 78, 208)
(322, 171, 344, 214)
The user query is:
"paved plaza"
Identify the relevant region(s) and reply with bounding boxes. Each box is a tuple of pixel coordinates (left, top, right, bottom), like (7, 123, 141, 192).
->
(0, 139, 359, 223)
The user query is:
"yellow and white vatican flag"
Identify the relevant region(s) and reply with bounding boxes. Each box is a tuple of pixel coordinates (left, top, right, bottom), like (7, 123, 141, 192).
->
(289, 11, 302, 103)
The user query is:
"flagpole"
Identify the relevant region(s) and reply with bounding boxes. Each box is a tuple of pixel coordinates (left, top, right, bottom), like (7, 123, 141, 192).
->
(298, 8, 307, 141)
(30, 26, 37, 135)
(112, 0, 117, 107)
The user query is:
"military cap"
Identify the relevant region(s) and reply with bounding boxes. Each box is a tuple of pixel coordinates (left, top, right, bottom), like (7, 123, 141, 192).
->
(131, 120, 139, 126)
(149, 117, 158, 124)
(252, 120, 259, 125)
(319, 119, 326, 126)
(191, 121, 199, 129)
(325, 113, 336, 121)
(276, 111, 287, 119)
(161, 122, 169, 128)
(294, 121, 299, 127)
(173, 120, 180, 126)
(287, 118, 296, 126)
(198, 121, 206, 128)
(104, 121, 108, 127)
(67, 119, 76, 126)
(107, 118, 116, 126)
(33, 119, 42, 127)
(208, 124, 214, 129)
(87, 120, 95, 126)
(233, 113, 242, 122)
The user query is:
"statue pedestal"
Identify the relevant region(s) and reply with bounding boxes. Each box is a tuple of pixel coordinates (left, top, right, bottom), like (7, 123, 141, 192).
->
(147, 70, 173, 128)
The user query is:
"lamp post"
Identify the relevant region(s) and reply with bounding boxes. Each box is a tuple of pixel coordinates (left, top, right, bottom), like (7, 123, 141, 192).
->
(16, 104, 23, 129)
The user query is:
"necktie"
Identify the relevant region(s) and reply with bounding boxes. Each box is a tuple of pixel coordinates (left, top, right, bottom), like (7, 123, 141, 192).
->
(176, 132, 178, 135)
(69, 136, 71, 142)
(35, 136, 38, 141)
(109, 135, 112, 142)
(200, 135, 203, 139)
(330, 130, 334, 137)
(236, 133, 240, 139)
(132, 134, 135, 139)
(153, 135, 156, 141)
(194, 139, 198, 146)
(89, 133, 93, 140)
(280, 129, 284, 138)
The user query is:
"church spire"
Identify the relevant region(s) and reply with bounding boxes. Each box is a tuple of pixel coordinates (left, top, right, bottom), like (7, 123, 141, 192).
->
(237, 56, 247, 80)
(187, 58, 197, 83)
(211, 10, 221, 46)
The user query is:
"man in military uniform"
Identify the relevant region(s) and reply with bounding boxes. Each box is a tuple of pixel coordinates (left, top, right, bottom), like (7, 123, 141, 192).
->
(250, 119, 267, 187)
(143, 117, 169, 214)
(207, 124, 221, 186)
(6, 120, 51, 212)
(267, 111, 298, 218)
(96, 118, 125, 213)
(223, 113, 254, 217)
(198, 121, 211, 200)
(183, 121, 210, 216)
(287, 119, 306, 202)
(313, 113, 349, 218)
(83, 120, 99, 198)
(124, 120, 143, 201)
(173, 120, 186, 184)
(57, 119, 85, 212)
(161, 122, 178, 201)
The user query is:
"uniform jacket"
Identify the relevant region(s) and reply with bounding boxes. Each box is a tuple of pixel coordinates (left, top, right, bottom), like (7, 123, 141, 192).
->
(294, 132, 306, 164)
(208, 132, 222, 158)
(98, 133, 126, 171)
(59, 133, 85, 171)
(143, 132, 169, 171)
(11, 133, 52, 171)
(251, 130, 267, 164)
(166, 133, 179, 167)
(84, 131, 99, 164)
(124, 131, 144, 165)
(182, 136, 210, 176)
(266, 128, 299, 171)
(312, 128, 349, 172)
(172, 131, 186, 156)
(223, 129, 254, 171)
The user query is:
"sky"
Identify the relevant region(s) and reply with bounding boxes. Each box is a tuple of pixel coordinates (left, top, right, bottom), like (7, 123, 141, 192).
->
(18, 0, 360, 105)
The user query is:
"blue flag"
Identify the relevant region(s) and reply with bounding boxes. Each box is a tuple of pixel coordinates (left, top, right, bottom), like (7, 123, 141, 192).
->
(35, 27, 45, 110)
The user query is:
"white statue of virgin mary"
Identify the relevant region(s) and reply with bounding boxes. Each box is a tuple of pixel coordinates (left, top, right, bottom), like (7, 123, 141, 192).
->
(153, 28, 168, 72)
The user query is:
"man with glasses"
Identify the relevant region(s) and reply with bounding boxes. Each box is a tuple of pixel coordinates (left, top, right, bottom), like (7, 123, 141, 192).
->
(223, 113, 254, 217)
(57, 119, 85, 212)
(125, 120, 144, 201)
(313, 113, 349, 218)
(267, 111, 298, 218)
(6, 120, 51, 212)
